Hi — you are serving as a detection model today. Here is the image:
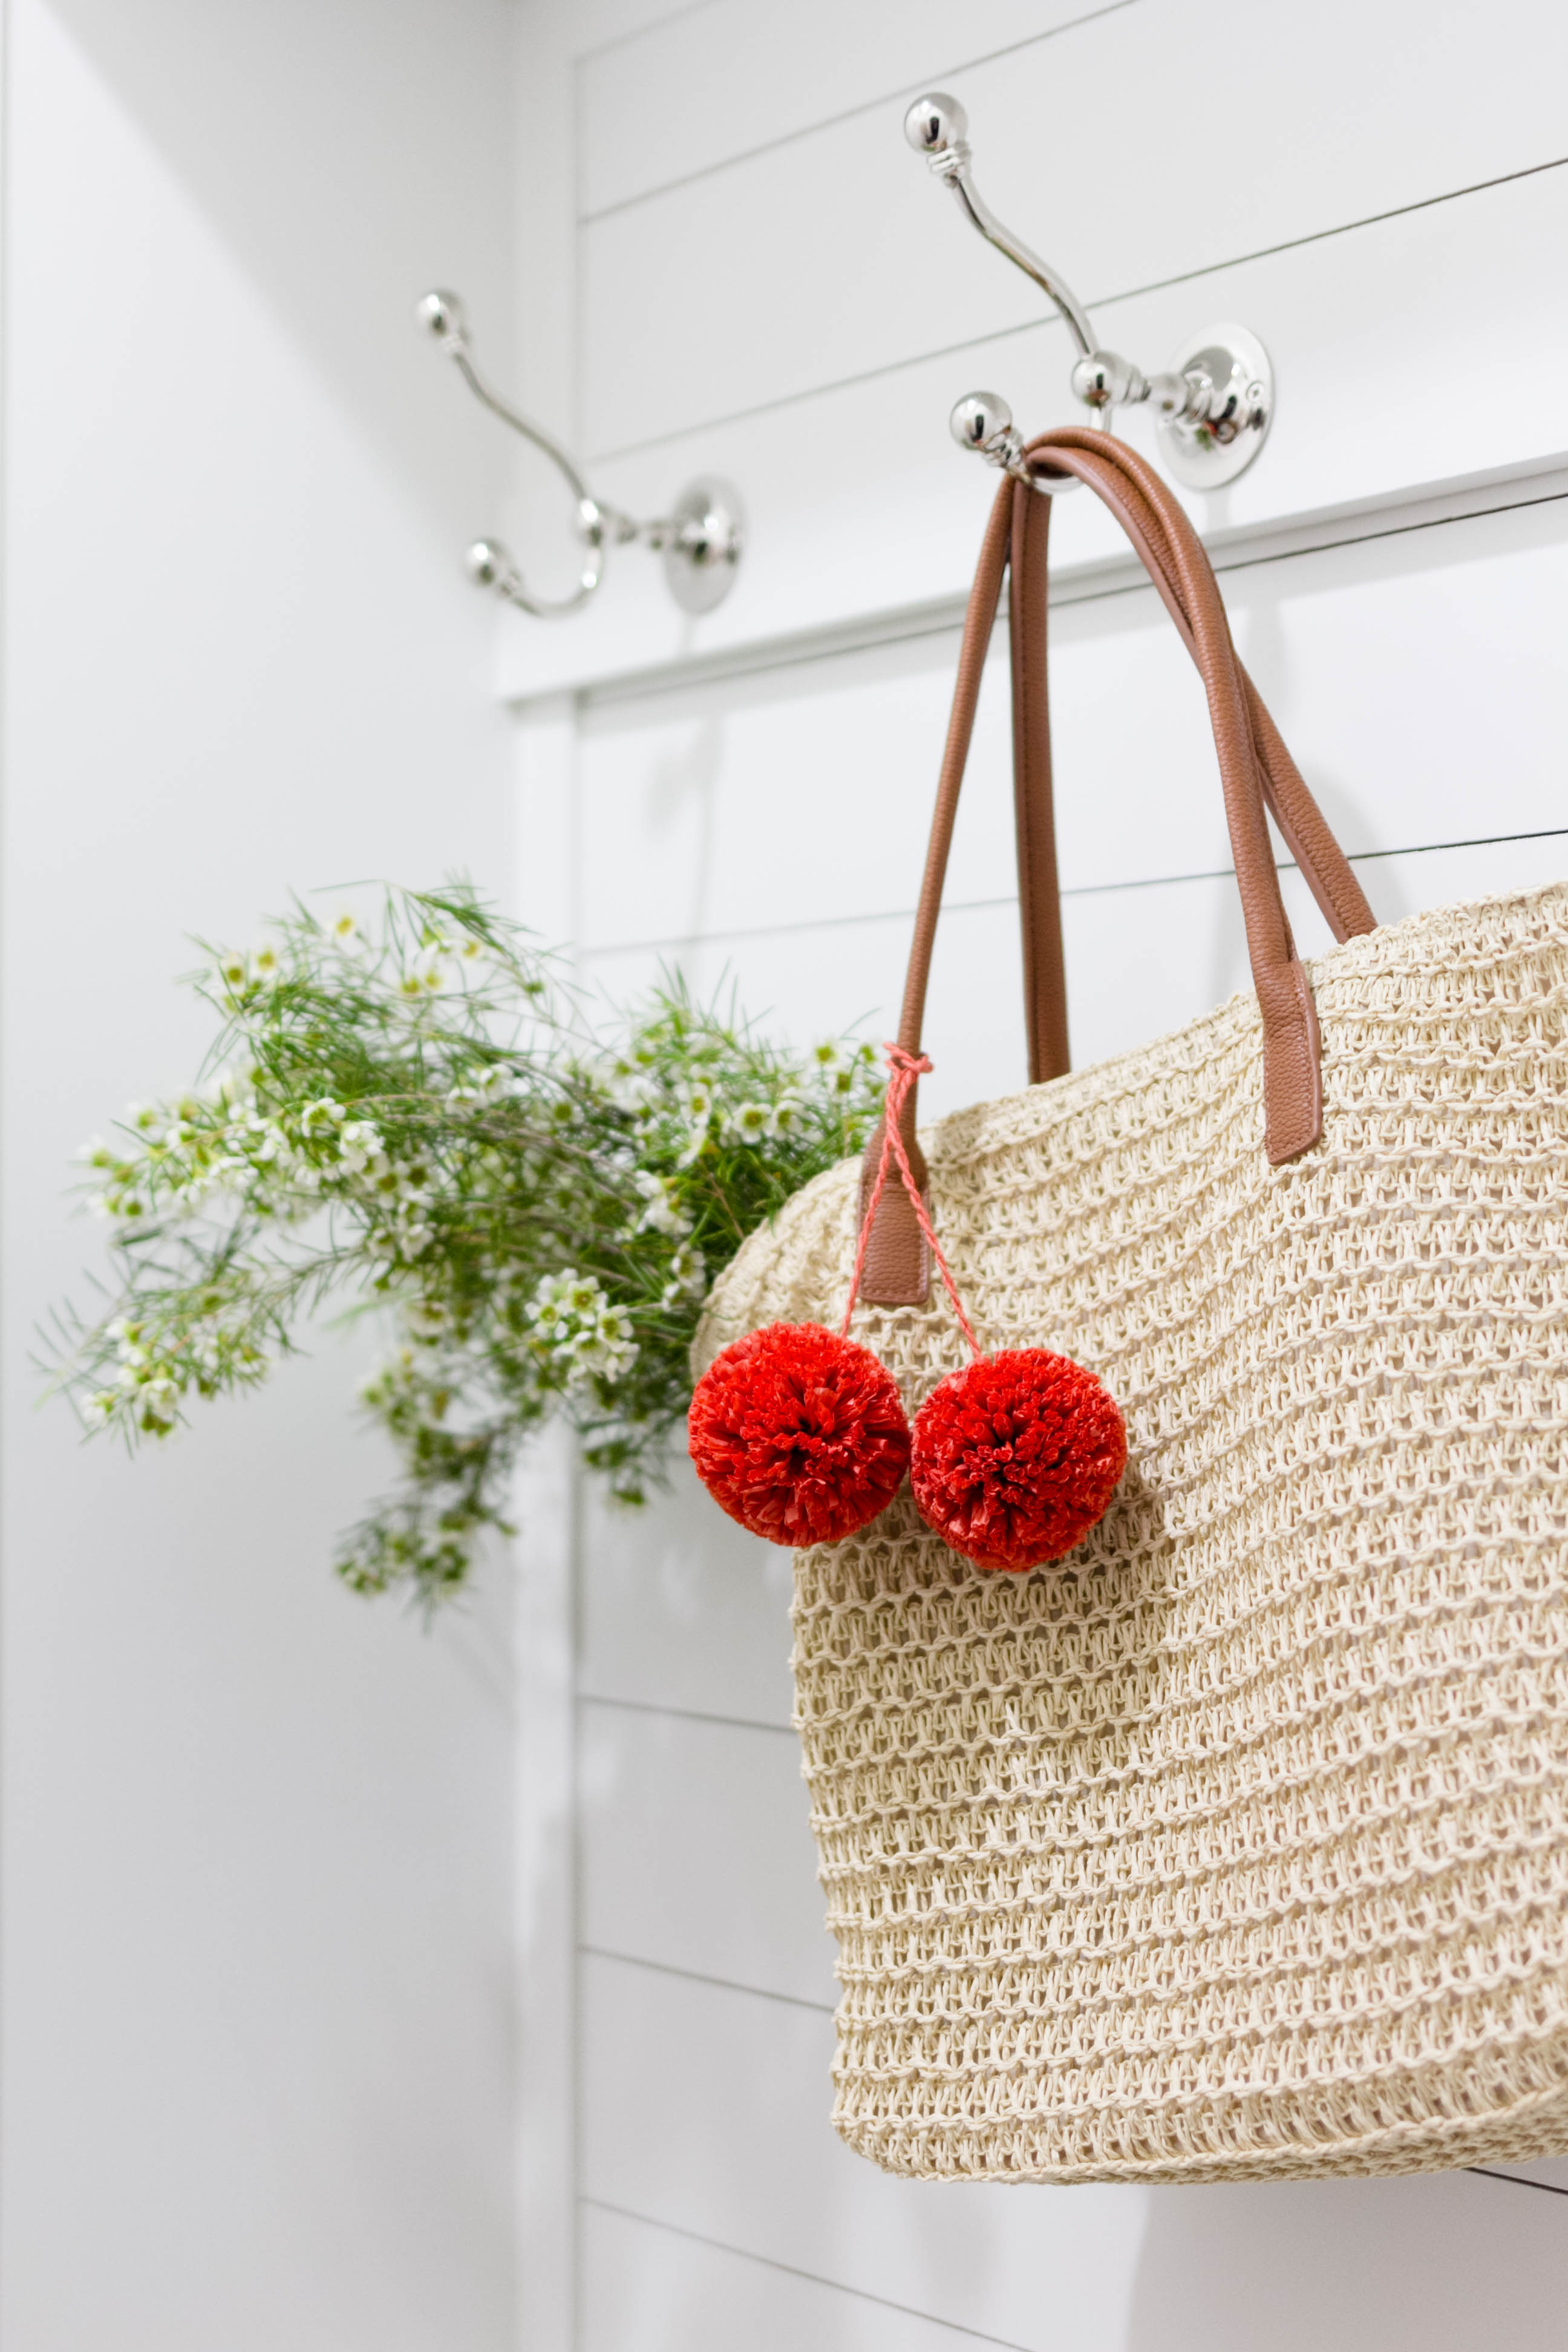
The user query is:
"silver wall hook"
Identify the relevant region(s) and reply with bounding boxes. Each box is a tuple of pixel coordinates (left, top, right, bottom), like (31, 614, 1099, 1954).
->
(416, 291, 744, 618)
(950, 391, 1074, 492)
(904, 96, 1273, 491)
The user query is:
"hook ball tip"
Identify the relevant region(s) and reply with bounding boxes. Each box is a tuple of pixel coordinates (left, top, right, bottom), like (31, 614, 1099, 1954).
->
(904, 92, 967, 154)
(416, 289, 467, 347)
(465, 538, 507, 587)
(950, 391, 1011, 451)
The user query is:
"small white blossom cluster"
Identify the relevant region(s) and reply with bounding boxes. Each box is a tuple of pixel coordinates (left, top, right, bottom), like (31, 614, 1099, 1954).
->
(527, 1270, 639, 1390)
(393, 930, 486, 1001)
(82, 1299, 269, 1439)
(446, 1064, 512, 1111)
(81, 1082, 446, 1262)
(351, 1132, 438, 1259)
(619, 1178, 706, 1302)
(588, 1027, 883, 1323)
(630, 1169, 691, 1236)
(217, 914, 494, 1013)
(808, 1037, 880, 1095)
(670, 1073, 809, 1160)
(660, 1241, 707, 1306)
(358, 1346, 428, 1416)
(215, 944, 283, 995)
(600, 1031, 876, 1175)
(716, 1088, 805, 1146)
(81, 1071, 261, 1219)
(83, 1316, 182, 1434)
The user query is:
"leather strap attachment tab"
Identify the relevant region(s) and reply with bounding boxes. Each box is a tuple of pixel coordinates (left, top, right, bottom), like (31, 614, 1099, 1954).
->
(857, 1099, 929, 1307)
(1256, 958, 1324, 1163)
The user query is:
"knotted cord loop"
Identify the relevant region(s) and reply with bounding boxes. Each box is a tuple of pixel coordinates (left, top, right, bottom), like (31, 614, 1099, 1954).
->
(841, 1046, 984, 1359)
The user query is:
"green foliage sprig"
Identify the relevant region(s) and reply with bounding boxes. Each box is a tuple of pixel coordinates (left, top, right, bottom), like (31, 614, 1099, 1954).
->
(50, 886, 883, 1603)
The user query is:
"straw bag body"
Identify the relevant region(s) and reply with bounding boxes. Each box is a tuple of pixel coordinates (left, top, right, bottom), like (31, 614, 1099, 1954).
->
(694, 430, 1568, 2184)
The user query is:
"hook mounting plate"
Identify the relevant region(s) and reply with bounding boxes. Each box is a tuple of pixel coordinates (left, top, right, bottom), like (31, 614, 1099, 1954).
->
(662, 477, 745, 615)
(1158, 323, 1275, 491)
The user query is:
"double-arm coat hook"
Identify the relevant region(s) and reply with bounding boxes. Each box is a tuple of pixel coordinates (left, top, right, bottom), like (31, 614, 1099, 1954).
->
(416, 291, 743, 618)
(904, 95, 1274, 491)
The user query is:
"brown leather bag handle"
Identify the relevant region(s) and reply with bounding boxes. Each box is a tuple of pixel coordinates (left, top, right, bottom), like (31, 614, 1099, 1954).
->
(1016, 451, 1376, 953)
(860, 426, 1376, 1308)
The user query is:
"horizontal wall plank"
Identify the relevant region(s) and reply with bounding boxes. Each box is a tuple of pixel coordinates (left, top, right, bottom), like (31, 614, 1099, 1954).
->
(575, 628, 1002, 950)
(580, 0, 1568, 456)
(501, 167, 1568, 699)
(572, 492, 1568, 952)
(579, 1953, 1148, 2352)
(581, 831, 1568, 1125)
(578, 1698, 833, 2007)
(581, 893, 1021, 1124)
(579, 1957, 1568, 2352)
(578, 0, 1114, 219)
(572, 2, 713, 62)
(577, 1463, 796, 1729)
(580, 2199, 1034, 2352)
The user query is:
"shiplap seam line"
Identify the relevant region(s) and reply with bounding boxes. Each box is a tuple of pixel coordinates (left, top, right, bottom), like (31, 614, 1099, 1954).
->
(1186, 479, 1568, 588)
(581, 1945, 835, 2014)
(575, 826, 1568, 964)
(577, 1688, 795, 1736)
(563, 466, 1568, 711)
(575, 0, 716, 70)
(573, 593, 978, 712)
(576, 0, 1140, 224)
(586, 155, 1568, 465)
(579, 2199, 1042, 2351)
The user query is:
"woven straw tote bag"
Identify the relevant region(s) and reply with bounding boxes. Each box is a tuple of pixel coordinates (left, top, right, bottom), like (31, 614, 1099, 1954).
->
(693, 428, 1568, 2184)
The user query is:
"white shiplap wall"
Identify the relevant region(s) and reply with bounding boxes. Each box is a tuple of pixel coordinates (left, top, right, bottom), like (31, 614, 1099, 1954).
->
(509, 4, 1568, 2344)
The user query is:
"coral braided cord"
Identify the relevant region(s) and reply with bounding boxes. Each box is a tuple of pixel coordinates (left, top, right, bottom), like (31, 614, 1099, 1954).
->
(840, 1045, 983, 1361)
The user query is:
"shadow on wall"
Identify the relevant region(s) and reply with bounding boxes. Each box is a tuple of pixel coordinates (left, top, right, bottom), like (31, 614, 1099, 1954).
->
(1125, 2163, 1568, 2350)
(42, 0, 518, 547)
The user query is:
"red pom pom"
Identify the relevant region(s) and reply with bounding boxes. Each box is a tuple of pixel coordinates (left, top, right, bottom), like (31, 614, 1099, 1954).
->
(688, 1322, 911, 1546)
(910, 1348, 1126, 1572)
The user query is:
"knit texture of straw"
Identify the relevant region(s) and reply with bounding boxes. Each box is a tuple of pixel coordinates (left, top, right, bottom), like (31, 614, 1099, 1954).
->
(694, 883, 1568, 2183)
